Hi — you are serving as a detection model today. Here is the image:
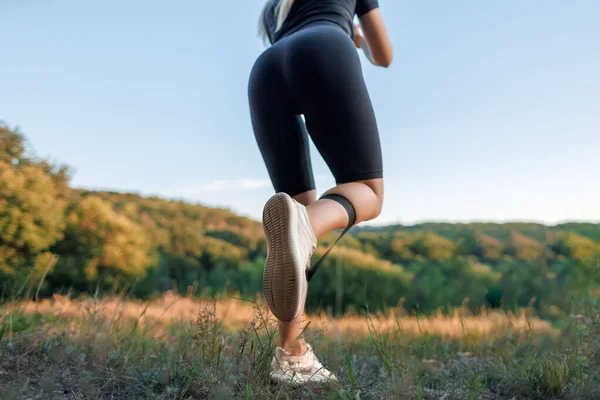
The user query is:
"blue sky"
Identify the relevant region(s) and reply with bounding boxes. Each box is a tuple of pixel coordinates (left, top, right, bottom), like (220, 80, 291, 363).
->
(1, 0, 599, 225)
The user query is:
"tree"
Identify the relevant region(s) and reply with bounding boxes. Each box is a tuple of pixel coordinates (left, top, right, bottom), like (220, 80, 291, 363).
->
(0, 124, 68, 287)
(51, 196, 152, 289)
(552, 232, 600, 263)
(0, 123, 26, 165)
(505, 230, 544, 261)
(411, 232, 456, 261)
(474, 232, 504, 262)
(455, 230, 504, 262)
(388, 232, 416, 263)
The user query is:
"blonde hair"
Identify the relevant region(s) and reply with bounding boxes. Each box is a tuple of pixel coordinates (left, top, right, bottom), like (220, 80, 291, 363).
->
(258, 0, 295, 44)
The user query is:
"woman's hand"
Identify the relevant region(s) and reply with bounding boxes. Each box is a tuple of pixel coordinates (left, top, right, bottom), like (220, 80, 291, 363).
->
(353, 24, 364, 49)
(353, 23, 377, 66)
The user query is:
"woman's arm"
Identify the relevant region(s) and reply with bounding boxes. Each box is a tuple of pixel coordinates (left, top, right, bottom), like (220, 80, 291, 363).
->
(354, 8, 393, 67)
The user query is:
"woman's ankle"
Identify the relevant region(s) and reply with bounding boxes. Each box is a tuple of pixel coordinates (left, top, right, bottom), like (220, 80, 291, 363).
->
(281, 339, 308, 356)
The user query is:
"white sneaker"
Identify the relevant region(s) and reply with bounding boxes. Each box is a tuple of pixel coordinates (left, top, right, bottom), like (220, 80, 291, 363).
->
(262, 192, 317, 322)
(270, 343, 337, 385)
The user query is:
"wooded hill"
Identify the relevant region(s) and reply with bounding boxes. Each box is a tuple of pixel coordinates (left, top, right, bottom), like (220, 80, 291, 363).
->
(2, 122, 599, 316)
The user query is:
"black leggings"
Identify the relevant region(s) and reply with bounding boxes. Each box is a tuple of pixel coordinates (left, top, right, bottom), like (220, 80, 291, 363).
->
(248, 21, 383, 196)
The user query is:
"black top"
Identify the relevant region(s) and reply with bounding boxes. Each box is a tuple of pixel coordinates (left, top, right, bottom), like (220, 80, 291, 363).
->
(263, 0, 379, 44)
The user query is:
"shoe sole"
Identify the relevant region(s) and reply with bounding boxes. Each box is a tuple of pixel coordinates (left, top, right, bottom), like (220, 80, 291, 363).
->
(262, 193, 305, 322)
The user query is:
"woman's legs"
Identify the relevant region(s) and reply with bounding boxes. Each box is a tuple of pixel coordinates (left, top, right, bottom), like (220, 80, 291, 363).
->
(250, 25, 384, 374)
(278, 179, 384, 356)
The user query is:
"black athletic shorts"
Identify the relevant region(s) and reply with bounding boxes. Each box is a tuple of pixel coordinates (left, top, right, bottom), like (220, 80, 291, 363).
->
(248, 21, 383, 196)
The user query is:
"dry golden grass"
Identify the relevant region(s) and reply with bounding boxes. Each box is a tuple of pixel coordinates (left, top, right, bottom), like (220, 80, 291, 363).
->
(2, 292, 598, 399)
(10, 291, 552, 340)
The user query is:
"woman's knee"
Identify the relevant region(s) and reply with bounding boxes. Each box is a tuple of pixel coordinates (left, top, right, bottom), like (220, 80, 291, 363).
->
(318, 179, 383, 222)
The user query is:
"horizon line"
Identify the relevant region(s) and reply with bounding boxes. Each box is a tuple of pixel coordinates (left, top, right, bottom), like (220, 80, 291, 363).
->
(73, 184, 600, 228)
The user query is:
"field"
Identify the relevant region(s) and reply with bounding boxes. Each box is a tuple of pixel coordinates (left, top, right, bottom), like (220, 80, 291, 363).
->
(1, 292, 599, 399)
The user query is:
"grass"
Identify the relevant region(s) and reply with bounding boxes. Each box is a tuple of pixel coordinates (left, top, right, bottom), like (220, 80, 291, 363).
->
(0, 292, 598, 399)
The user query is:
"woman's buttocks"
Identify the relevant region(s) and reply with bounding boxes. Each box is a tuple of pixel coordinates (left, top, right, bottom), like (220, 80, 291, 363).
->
(272, 19, 363, 106)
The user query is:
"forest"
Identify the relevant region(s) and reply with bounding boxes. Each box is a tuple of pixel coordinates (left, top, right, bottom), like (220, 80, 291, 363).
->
(2, 122, 599, 317)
